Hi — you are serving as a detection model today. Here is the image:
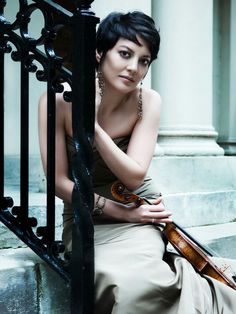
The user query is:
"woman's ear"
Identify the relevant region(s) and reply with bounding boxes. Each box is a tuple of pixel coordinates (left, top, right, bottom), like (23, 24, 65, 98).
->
(96, 50, 103, 63)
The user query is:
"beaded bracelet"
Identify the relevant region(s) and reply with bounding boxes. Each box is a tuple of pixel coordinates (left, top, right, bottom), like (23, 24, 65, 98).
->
(93, 195, 106, 216)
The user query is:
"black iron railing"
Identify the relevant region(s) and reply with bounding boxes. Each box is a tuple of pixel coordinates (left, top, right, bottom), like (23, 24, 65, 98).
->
(0, 1, 99, 313)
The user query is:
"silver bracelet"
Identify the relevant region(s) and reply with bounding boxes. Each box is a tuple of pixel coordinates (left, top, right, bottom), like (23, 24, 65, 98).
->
(93, 195, 106, 216)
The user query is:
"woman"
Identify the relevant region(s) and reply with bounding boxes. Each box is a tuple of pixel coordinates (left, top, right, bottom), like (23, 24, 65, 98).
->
(39, 11, 236, 314)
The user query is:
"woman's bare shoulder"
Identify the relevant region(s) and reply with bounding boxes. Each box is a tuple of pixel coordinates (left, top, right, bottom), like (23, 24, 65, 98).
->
(38, 83, 71, 113)
(142, 87, 161, 116)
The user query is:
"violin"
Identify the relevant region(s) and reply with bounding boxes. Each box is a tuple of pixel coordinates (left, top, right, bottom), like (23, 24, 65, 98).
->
(111, 181, 236, 290)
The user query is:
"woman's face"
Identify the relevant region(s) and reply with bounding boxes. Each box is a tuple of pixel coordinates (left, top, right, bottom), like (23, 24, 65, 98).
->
(98, 37, 151, 93)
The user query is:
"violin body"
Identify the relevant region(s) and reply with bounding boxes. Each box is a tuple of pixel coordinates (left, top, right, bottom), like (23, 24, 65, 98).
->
(164, 223, 236, 290)
(111, 181, 236, 290)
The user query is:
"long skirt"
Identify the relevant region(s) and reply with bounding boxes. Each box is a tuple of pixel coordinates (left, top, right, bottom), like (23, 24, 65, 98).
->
(94, 223, 236, 314)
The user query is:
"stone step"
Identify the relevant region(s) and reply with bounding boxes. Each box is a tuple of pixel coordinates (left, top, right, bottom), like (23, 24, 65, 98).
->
(2, 186, 236, 251)
(2, 187, 236, 265)
(186, 222, 236, 259)
(1, 187, 63, 249)
(4, 186, 236, 227)
(0, 248, 69, 314)
(1, 237, 236, 313)
(163, 190, 236, 227)
(1, 220, 236, 313)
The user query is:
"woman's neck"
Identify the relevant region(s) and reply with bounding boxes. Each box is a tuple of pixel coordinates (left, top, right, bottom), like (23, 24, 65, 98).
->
(99, 92, 130, 114)
(96, 80, 132, 116)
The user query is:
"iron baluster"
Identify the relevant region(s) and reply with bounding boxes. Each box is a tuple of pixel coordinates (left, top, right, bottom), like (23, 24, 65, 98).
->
(20, 52, 29, 222)
(0, 0, 13, 211)
(70, 2, 99, 312)
(46, 66, 56, 248)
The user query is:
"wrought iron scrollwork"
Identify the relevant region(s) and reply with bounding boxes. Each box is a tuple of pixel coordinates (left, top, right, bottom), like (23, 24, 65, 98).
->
(0, 35, 11, 53)
(0, 0, 75, 94)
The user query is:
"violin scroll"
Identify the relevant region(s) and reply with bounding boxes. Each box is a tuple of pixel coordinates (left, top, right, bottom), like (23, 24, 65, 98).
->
(111, 181, 143, 207)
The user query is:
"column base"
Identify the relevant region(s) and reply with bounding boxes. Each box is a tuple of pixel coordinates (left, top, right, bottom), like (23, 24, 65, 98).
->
(156, 126, 224, 156)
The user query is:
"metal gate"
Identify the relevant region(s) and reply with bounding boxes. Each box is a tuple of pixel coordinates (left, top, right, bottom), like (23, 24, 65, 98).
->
(0, 1, 99, 313)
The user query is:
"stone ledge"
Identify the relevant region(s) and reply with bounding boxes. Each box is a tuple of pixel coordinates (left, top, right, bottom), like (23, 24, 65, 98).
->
(163, 190, 236, 227)
(149, 155, 236, 194)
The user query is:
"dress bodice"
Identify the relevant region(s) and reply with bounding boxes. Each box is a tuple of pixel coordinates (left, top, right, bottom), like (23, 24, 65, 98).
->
(65, 134, 160, 201)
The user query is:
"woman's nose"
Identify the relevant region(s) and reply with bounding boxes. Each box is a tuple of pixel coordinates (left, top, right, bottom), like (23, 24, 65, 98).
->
(127, 58, 138, 73)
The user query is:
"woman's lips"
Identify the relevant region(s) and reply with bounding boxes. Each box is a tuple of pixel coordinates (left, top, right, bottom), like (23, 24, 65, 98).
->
(119, 75, 135, 83)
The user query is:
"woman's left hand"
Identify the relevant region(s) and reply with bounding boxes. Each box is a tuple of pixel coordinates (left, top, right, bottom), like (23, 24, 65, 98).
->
(148, 197, 172, 224)
(125, 197, 173, 224)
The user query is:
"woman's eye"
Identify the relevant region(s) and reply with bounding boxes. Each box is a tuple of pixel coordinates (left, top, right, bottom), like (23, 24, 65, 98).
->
(119, 51, 131, 58)
(140, 59, 150, 66)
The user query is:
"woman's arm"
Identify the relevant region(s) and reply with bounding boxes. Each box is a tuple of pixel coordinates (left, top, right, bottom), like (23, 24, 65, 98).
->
(95, 193, 172, 224)
(38, 90, 171, 224)
(95, 89, 161, 190)
(38, 92, 74, 204)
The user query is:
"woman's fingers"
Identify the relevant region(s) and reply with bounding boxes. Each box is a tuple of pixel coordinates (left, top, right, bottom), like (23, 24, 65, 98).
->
(143, 200, 173, 223)
(139, 208, 172, 223)
(126, 198, 173, 224)
(150, 197, 162, 205)
(146, 211, 172, 220)
(149, 204, 165, 212)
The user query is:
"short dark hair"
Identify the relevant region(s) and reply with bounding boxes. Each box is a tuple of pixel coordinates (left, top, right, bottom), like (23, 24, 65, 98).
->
(96, 11, 160, 66)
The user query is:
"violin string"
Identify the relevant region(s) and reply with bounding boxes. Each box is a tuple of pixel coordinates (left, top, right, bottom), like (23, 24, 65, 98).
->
(220, 264, 236, 283)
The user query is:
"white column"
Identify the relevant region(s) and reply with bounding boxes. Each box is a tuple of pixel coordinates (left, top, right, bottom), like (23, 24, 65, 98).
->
(214, 0, 236, 155)
(152, 0, 224, 156)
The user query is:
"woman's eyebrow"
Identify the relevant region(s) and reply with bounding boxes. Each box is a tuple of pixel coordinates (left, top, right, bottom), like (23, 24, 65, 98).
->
(119, 45, 151, 58)
(119, 45, 134, 52)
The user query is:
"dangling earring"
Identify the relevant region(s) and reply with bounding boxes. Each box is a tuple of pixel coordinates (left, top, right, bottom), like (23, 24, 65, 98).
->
(137, 81, 143, 120)
(97, 68, 105, 98)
